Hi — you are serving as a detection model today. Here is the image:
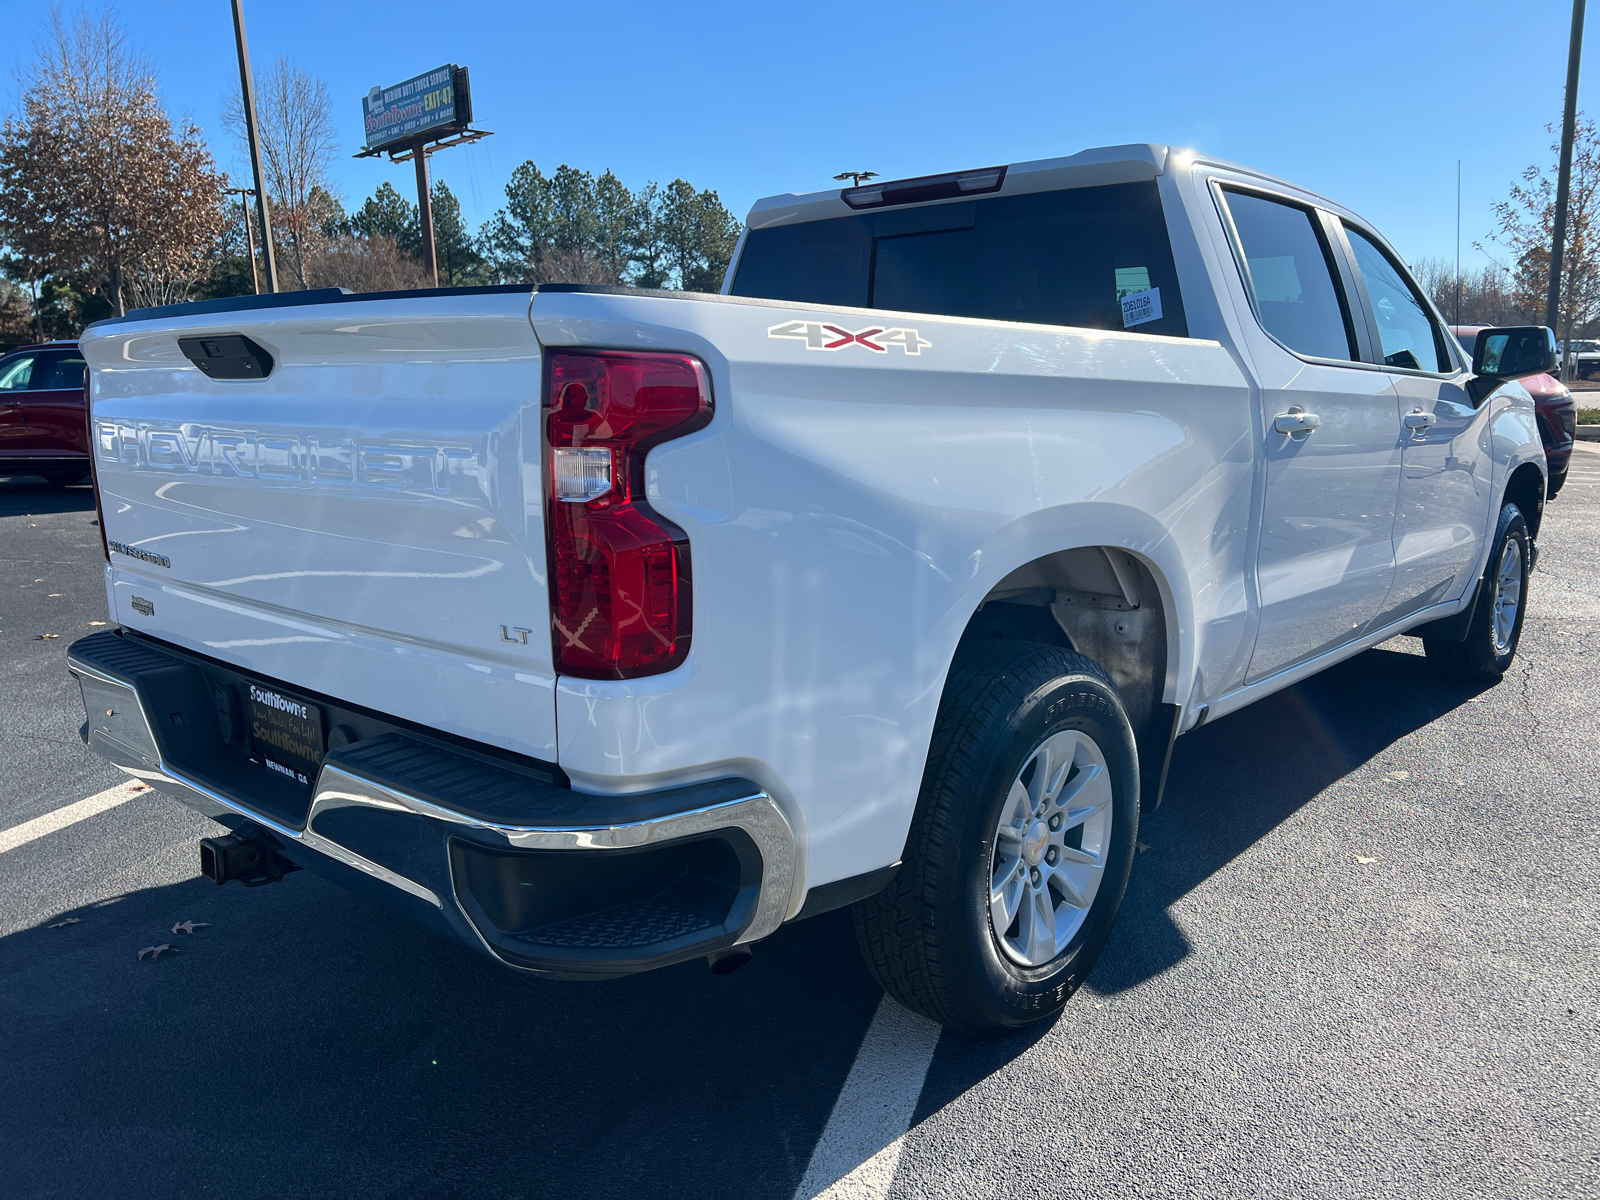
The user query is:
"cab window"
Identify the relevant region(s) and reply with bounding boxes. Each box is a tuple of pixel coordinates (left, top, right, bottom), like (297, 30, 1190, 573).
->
(1343, 226, 1452, 373)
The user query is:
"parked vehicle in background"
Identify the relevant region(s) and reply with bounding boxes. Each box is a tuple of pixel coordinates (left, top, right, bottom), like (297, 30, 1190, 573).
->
(1456, 326, 1574, 497)
(1558, 338, 1600, 379)
(0, 341, 89, 485)
(69, 145, 1553, 1035)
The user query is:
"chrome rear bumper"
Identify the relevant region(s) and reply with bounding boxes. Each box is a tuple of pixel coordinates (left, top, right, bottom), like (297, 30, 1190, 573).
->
(68, 631, 795, 976)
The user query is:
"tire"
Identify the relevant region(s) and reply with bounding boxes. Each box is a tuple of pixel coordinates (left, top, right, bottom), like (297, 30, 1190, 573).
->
(1423, 502, 1530, 682)
(1546, 461, 1567, 501)
(852, 641, 1140, 1036)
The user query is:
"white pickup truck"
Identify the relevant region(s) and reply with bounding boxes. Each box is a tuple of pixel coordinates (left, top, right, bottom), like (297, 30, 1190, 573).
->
(70, 144, 1553, 1035)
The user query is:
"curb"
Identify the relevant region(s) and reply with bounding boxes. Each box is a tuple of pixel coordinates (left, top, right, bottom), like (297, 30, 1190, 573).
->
(1577, 424, 1600, 442)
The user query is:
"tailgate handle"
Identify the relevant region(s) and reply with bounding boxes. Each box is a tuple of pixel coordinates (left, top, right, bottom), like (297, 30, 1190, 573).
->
(177, 334, 274, 380)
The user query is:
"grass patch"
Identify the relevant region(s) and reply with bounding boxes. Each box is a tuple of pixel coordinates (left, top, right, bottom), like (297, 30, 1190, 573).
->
(1577, 407, 1600, 424)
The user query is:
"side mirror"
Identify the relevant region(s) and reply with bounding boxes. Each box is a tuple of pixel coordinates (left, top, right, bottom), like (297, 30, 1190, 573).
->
(1468, 325, 1558, 404)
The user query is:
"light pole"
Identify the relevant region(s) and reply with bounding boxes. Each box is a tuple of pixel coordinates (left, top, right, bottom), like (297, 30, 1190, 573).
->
(230, 0, 278, 293)
(833, 171, 879, 188)
(1546, 0, 1586, 378)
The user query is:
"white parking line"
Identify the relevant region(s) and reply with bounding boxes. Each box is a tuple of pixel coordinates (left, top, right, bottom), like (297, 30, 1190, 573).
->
(793, 994, 943, 1200)
(0, 781, 145, 855)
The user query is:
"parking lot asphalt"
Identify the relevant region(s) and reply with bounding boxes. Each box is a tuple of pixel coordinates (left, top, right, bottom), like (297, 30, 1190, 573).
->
(2, 450, 1597, 1200)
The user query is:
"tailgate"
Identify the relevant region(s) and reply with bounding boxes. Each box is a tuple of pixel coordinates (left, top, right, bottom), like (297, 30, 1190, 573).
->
(79, 291, 557, 762)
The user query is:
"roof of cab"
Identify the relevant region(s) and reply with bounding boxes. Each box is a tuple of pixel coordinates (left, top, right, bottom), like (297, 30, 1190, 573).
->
(743, 142, 1341, 231)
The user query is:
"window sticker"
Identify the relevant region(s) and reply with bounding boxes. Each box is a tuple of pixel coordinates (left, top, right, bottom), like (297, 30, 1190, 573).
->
(1114, 267, 1152, 299)
(1120, 287, 1163, 328)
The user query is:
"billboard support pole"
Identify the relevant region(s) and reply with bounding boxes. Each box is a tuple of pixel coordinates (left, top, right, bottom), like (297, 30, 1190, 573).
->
(414, 139, 438, 288)
(357, 65, 489, 290)
(230, 0, 278, 293)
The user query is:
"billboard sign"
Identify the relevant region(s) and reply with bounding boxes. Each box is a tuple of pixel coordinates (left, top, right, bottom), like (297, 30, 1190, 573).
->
(361, 65, 471, 154)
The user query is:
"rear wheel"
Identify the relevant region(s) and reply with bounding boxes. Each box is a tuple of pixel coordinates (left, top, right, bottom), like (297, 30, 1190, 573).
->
(852, 641, 1139, 1035)
(1423, 502, 1529, 682)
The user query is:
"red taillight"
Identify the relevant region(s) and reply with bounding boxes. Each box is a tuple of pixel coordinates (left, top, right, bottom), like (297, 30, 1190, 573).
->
(544, 350, 712, 679)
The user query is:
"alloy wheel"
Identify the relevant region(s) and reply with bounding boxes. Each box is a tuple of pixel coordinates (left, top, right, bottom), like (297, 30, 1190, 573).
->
(988, 729, 1114, 967)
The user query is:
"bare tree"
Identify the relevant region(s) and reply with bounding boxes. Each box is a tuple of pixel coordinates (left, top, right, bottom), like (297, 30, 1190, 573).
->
(1494, 116, 1600, 342)
(307, 234, 432, 292)
(224, 57, 339, 289)
(1412, 256, 1534, 328)
(0, 6, 226, 317)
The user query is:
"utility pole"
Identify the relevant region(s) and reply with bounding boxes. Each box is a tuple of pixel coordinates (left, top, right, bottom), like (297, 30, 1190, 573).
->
(1455, 160, 1462, 326)
(226, 187, 260, 294)
(1547, 0, 1586, 377)
(414, 139, 437, 287)
(230, 0, 278, 293)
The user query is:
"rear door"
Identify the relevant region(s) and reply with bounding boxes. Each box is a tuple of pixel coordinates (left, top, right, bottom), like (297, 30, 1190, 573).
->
(19, 348, 89, 454)
(1214, 185, 1405, 682)
(1340, 224, 1491, 621)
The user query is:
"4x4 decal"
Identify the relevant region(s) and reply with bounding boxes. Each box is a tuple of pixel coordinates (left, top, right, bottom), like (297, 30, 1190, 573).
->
(767, 320, 931, 355)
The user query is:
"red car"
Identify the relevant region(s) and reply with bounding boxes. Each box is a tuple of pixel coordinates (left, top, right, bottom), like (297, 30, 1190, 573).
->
(1453, 326, 1575, 498)
(0, 340, 89, 486)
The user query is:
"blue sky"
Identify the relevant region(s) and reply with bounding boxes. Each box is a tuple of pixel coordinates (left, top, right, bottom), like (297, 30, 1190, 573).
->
(2, 0, 1591, 273)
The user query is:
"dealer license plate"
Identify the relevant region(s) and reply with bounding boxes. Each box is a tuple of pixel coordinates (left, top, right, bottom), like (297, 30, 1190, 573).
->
(245, 681, 325, 787)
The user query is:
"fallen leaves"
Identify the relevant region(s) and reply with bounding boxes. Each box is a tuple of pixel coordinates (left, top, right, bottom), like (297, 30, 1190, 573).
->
(129, 783, 149, 792)
(171, 920, 209, 936)
(88, 620, 106, 626)
(46, 593, 61, 597)
(1356, 856, 1379, 864)
(48, 917, 82, 929)
(1136, 840, 1151, 854)
(138, 944, 173, 961)
(34, 633, 60, 640)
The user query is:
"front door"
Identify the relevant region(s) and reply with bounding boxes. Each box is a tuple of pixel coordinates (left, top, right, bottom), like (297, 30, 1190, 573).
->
(1341, 225, 1492, 622)
(1215, 187, 1404, 683)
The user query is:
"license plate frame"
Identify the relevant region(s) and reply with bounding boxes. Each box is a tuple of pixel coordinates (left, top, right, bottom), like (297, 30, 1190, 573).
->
(244, 680, 326, 788)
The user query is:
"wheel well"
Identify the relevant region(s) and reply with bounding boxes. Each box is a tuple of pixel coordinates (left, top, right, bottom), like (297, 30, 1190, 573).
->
(957, 547, 1172, 758)
(1504, 462, 1546, 542)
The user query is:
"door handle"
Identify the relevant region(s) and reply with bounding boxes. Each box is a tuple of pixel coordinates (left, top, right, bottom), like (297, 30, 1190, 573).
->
(1403, 409, 1438, 432)
(1273, 407, 1321, 439)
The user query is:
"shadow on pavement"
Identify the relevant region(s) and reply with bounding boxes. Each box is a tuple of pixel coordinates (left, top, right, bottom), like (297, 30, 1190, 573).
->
(1092, 644, 1488, 996)
(0, 870, 880, 1200)
(914, 644, 1490, 1122)
(0, 473, 96, 517)
(0, 646, 1495, 1199)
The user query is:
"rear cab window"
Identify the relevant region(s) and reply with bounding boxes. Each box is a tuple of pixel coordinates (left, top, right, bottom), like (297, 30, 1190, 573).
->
(1217, 188, 1359, 364)
(730, 180, 1190, 338)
